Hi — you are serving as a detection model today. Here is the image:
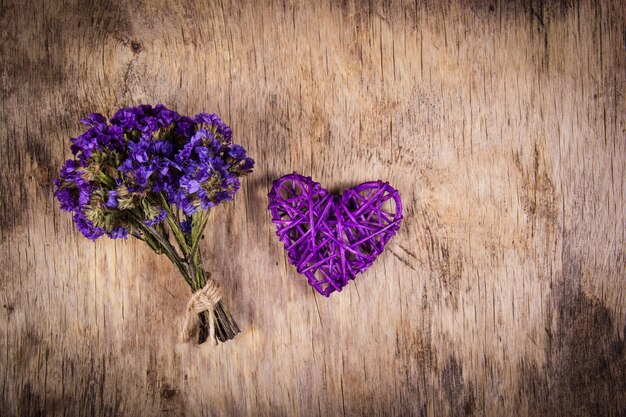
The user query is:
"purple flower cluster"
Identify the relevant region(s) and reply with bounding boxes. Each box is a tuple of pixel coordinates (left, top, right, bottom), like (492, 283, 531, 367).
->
(54, 104, 254, 241)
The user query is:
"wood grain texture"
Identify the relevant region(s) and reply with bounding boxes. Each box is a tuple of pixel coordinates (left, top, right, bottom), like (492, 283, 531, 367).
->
(1, 0, 624, 416)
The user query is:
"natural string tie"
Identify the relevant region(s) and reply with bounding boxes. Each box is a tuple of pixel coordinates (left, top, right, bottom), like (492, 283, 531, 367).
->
(180, 279, 222, 345)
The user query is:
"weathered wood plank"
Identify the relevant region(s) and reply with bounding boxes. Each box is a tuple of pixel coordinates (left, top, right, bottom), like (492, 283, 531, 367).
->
(0, 0, 624, 416)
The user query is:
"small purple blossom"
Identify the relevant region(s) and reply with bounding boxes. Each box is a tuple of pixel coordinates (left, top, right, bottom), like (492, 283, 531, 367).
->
(73, 212, 105, 241)
(242, 157, 255, 171)
(144, 210, 166, 227)
(107, 227, 129, 239)
(228, 144, 246, 159)
(81, 112, 107, 127)
(180, 219, 192, 233)
(180, 176, 202, 193)
(54, 185, 78, 212)
(105, 190, 119, 208)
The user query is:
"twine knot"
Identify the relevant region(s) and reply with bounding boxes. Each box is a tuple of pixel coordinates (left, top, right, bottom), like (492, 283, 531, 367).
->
(180, 278, 222, 345)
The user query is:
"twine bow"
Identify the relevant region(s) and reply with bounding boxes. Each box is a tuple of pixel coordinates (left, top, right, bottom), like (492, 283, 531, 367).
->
(180, 278, 223, 345)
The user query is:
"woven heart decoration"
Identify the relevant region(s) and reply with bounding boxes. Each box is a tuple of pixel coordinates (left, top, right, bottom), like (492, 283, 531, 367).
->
(268, 173, 403, 296)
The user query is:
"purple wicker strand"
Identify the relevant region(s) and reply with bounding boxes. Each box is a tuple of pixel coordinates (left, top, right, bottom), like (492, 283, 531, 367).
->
(268, 173, 403, 296)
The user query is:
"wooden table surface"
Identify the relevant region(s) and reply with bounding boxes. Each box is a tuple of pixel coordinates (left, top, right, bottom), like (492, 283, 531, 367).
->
(1, 0, 624, 416)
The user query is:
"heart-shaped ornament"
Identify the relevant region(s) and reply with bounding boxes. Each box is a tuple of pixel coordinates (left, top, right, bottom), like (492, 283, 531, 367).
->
(268, 173, 403, 296)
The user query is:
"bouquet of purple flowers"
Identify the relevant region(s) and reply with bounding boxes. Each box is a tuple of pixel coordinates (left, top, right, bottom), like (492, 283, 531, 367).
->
(53, 104, 254, 345)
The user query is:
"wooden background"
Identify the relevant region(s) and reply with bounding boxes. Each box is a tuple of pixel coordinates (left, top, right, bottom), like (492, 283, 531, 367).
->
(1, 0, 624, 416)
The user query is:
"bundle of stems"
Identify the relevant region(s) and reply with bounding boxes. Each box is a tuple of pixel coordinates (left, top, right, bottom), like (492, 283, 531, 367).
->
(131, 195, 240, 343)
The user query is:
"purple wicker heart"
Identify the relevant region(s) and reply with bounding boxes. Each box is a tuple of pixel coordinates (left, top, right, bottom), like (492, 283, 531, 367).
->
(268, 173, 403, 296)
